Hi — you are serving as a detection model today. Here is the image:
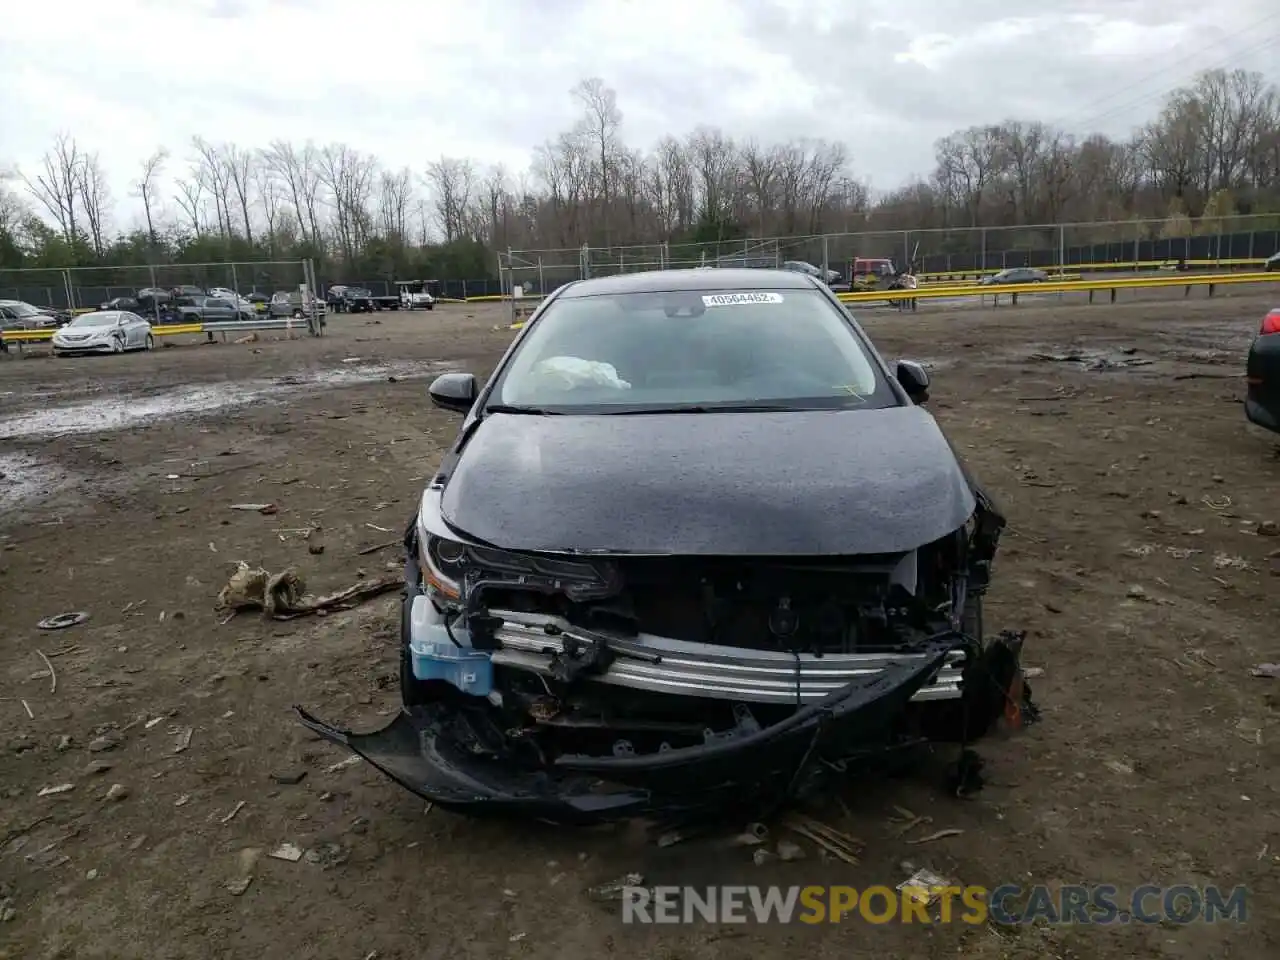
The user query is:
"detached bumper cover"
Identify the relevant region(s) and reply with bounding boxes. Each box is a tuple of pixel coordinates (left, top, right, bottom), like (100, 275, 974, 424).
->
(295, 641, 997, 825)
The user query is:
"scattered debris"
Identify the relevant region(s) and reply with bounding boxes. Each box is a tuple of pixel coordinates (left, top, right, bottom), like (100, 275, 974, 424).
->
(173, 728, 193, 754)
(1126, 585, 1148, 600)
(103, 783, 129, 802)
(1104, 759, 1134, 775)
(752, 847, 777, 865)
(215, 562, 400, 620)
(38, 783, 75, 797)
(728, 823, 769, 847)
(1213, 553, 1251, 571)
(906, 828, 964, 845)
(88, 733, 121, 753)
(325, 755, 362, 774)
(36, 650, 57, 694)
(364, 522, 393, 533)
(1250, 663, 1280, 679)
(587, 873, 645, 902)
(85, 760, 112, 775)
(220, 801, 246, 823)
(20, 700, 33, 719)
(225, 877, 253, 896)
(776, 840, 805, 861)
(1260, 521, 1280, 537)
(269, 843, 304, 862)
(174, 795, 189, 807)
(303, 842, 348, 869)
(357, 539, 401, 556)
(898, 867, 953, 908)
(782, 813, 862, 865)
(37, 612, 89, 631)
(229, 503, 278, 515)
(270, 770, 307, 785)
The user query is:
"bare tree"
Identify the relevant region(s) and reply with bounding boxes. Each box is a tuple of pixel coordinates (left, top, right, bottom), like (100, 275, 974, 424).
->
(571, 77, 623, 242)
(223, 144, 257, 243)
(425, 157, 476, 243)
(172, 177, 205, 234)
(22, 133, 83, 243)
(264, 141, 323, 245)
(377, 167, 414, 239)
(317, 144, 376, 261)
(78, 153, 111, 257)
(135, 149, 168, 246)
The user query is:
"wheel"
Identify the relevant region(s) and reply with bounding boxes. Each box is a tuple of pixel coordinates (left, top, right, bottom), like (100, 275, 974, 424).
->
(144, 334, 154, 351)
(292, 310, 304, 319)
(111, 337, 123, 354)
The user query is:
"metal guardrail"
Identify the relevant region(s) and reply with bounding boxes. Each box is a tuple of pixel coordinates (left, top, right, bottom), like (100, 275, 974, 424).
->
(1, 317, 319, 351)
(836, 269, 1280, 304)
(200, 319, 311, 332)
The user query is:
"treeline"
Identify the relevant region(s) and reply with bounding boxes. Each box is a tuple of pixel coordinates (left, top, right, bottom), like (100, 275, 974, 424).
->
(1, 69, 1278, 282)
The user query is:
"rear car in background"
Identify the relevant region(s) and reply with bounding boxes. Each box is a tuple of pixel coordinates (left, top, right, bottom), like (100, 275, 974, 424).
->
(397, 280, 436, 310)
(268, 290, 325, 319)
(1246, 307, 1280, 435)
(327, 285, 376, 313)
(978, 268, 1048, 286)
(51, 311, 153, 356)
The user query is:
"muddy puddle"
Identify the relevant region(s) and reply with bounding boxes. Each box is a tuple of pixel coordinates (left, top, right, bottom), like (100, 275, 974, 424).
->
(0, 452, 80, 518)
(0, 360, 453, 440)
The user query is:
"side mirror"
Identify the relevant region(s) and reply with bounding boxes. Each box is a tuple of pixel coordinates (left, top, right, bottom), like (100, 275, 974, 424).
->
(428, 372, 478, 413)
(895, 360, 930, 403)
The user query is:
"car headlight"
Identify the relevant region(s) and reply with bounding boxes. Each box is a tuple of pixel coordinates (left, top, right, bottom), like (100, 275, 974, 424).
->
(417, 530, 615, 605)
(420, 533, 466, 603)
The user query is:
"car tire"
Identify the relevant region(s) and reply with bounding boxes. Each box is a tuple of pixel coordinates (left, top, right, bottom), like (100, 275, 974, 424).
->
(144, 334, 155, 351)
(111, 337, 123, 354)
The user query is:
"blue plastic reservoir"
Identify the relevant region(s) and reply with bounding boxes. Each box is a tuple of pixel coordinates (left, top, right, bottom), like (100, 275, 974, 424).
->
(408, 597, 493, 696)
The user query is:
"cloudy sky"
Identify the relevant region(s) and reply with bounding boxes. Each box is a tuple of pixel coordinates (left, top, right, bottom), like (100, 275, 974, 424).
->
(2, 0, 1278, 228)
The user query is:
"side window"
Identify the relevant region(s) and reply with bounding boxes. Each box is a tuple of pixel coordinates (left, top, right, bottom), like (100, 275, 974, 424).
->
(207, 298, 229, 309)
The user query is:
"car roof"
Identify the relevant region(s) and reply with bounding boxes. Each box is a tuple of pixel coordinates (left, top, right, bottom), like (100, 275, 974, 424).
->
(558, 268, 816, 299)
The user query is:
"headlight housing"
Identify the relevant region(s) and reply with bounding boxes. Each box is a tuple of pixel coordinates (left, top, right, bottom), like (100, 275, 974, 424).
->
(417, 530, 617, 606)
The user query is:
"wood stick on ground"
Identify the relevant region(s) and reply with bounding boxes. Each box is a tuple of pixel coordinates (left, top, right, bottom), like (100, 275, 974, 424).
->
(37, 649, 57, 694)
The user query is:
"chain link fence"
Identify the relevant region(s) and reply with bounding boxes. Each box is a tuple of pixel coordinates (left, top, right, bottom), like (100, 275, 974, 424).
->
(0, 260, 316, 312)
(500, 214, 1280, 289)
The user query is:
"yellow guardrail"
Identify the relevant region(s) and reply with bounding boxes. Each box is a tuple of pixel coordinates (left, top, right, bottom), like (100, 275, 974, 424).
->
(2, 322, 208, 344)
(837, 270, 1280, 304)
(917, 257, 1271, 281)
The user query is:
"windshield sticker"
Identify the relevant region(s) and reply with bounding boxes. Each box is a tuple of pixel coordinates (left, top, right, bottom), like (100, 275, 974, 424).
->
(701, 292, 784, 307)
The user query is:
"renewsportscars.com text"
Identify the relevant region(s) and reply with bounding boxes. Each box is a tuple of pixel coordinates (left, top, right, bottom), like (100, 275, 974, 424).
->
(621, 884, 1249, 925)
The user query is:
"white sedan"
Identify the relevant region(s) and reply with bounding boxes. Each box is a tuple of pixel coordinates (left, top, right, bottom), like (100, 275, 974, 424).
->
(52, 311, 154, 356)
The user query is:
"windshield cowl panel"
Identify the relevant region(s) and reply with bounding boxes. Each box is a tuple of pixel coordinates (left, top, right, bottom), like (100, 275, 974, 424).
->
(488, 287, 897, 415)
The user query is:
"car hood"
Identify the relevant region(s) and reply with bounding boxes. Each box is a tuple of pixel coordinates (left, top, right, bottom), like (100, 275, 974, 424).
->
(439, 406, 976, 556)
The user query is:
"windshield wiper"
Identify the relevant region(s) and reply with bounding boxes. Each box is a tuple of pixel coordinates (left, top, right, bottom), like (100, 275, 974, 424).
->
(483, 404, 563, 416)
(600, 404, 814, 415)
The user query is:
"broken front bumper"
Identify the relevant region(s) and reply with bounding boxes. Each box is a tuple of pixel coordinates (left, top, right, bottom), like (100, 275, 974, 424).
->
(487, 609, 966, 705)
(296, 643, 955, 825)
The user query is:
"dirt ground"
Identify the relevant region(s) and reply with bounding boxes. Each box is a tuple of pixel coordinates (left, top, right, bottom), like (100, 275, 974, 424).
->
(1, 290, 1278, 960)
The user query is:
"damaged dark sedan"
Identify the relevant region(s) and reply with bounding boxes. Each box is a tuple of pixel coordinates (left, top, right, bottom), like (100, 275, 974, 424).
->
(299, 268, 1030, 825)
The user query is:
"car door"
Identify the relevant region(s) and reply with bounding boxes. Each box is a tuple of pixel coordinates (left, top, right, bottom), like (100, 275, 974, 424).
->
(124, 312, 144, 347)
